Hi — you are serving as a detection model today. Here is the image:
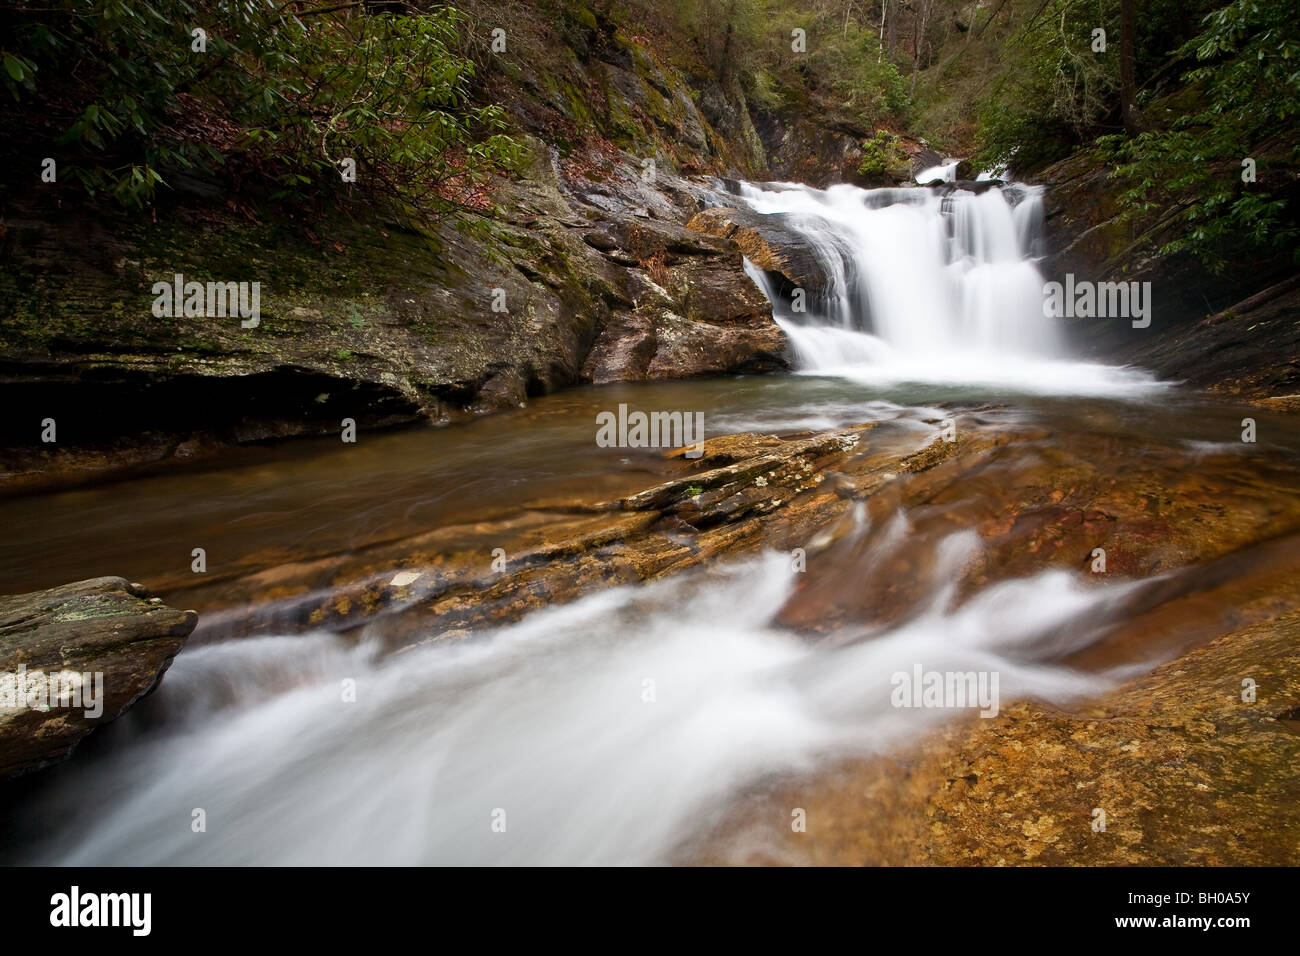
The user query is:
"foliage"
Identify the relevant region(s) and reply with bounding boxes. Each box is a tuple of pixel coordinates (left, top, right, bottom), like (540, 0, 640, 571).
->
(667, 0, 769, 81)
(970, 0, 1121, 173)
(0, 1, 522, 216)
(857, 128, 908, 178)
(790, 8, 911, 122)
(617, 0, 911, 128)
(1097, 0, 1300, 269)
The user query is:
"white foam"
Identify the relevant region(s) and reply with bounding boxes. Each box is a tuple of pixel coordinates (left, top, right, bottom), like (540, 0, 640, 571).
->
(737, 180, 1166, 397)
(20, 545, 1146, 865)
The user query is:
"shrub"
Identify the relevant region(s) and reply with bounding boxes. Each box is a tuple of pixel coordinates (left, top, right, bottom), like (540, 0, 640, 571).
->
(858, 129, 908, 179)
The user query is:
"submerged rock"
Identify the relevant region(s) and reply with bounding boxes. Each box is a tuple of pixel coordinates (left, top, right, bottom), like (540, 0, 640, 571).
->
(0, 577, 196, 778)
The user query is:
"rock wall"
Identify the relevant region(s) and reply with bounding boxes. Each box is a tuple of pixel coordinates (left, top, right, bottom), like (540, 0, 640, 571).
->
(0, 9, 808, 489)
(1035, 150, 1300, 399)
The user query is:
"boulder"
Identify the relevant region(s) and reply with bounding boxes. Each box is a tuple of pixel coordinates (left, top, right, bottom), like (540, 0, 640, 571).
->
(578, 214, 790, 384)
(910, 147, 944, 179)
(0, 576, 196, 777)
(924, 179, 1003, 195)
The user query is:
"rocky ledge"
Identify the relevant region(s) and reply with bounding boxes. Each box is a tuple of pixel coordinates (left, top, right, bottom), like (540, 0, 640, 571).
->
(686, 203, 836, 297)
(0, 145, 794, 494)
(0, 577, 197, 778)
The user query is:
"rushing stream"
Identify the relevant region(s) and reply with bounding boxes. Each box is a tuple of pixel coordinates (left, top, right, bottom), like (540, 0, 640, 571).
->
(3, 180, 1297, 865)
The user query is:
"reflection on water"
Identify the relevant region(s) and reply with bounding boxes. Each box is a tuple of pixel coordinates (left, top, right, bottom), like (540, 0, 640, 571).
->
(2, 374, 1292, 609)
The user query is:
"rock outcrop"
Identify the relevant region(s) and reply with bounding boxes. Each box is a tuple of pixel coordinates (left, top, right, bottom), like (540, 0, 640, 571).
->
(155, 403, 1300, 663)
(0, 577, 196, 777)
(754, 108, 948, 189)
(172, 424, 889, 648)
(1035, 149, 1300, 399)
(0, 142, 792, 491)
(685, 204, 833, 295)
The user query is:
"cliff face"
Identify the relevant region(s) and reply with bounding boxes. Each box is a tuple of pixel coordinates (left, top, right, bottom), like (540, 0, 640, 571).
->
(1035, 150, 1300, 401)
(1, 8, 846, 489)
(0, 141, 790, 488)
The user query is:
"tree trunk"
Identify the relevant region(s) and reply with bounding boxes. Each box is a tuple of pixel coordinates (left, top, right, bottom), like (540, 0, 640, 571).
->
(1119, 0, 1145, 134)
(912, 0, 932, 96)
(718, 0, 736, 84)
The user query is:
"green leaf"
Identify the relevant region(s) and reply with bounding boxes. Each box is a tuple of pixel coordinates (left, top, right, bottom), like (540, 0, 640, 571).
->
(3, 53, 25, 82)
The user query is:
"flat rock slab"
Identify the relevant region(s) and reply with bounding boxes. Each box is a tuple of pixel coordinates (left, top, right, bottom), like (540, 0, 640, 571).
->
(0, 576, 197, 778)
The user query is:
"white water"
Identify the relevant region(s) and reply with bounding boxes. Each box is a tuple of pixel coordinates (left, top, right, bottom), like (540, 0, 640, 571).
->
(915, 159, 960, 184)
(736, 180, 1166, 396)
(19, 537, 1153, 866)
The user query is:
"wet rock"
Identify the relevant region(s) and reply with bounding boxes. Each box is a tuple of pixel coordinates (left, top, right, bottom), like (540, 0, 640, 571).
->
(911, 148, 944, 178)
(176, 423, 884, 646)
(643, 311, 787, 380)
(582, 305, 787, 384)
(0, 576, 197, 778)
(685, 205, 833, 295)
(666, 255, 772, 325)
(582, 230, 619, 251)
(924, 179, 1003, 195)
(581, 311, 659, 383)
(774, 412, 1300, 634)
(1034, 150, 1300, 398)
(696, 598, 1300, 866)
(578, 224, 789, 383)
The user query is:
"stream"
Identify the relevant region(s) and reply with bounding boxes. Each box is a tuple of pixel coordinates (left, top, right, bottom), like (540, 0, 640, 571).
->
(3, 179, 1297, 865)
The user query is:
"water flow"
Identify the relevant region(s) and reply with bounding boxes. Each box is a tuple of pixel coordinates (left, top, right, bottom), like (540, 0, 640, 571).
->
(915, 159, 960, 184)
(12, 541, 1147, 866)
(736, 180, 1162, 396)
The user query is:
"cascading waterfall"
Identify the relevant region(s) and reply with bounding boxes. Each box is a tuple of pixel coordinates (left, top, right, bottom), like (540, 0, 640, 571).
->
(736, 179, 1161, 395)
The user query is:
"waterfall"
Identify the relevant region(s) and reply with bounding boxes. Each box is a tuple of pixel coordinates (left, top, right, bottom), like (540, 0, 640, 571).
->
(914, 159, 960, 184)
(735, 180, 1162, 396)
